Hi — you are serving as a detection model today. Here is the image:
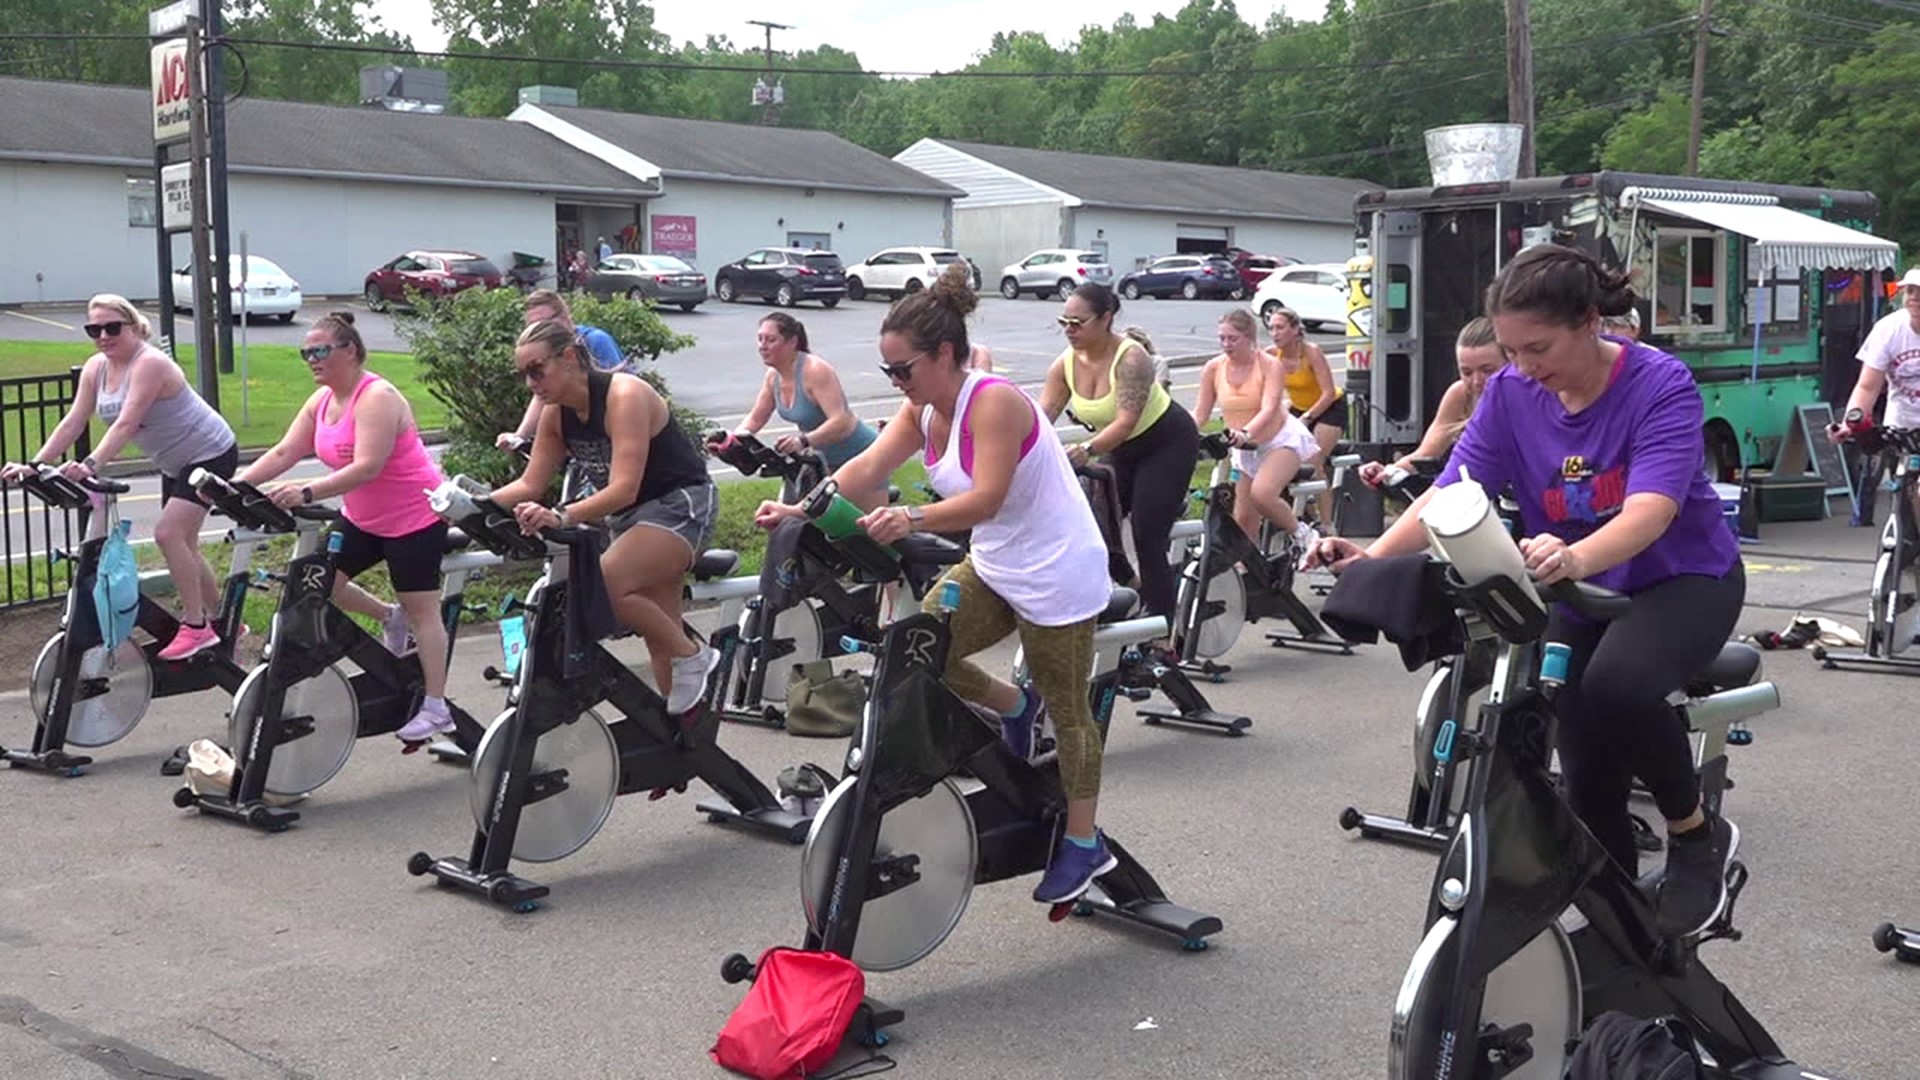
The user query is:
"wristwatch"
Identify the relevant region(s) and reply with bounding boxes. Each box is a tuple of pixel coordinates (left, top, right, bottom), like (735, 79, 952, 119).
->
(555, 505, 571, 528)
(300, 485, 313, 505)
(906, 505, 926, 529)
(81, 455, 98, 472)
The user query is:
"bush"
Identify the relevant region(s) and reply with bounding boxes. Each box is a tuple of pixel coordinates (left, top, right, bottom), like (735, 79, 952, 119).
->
(394, 287, 707, 483)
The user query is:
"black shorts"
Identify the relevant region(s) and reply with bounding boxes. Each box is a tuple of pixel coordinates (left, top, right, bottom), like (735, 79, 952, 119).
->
(1294, 399, 1349, 432)
(330, 518, 450, 593)
(159, 442, 240, 508)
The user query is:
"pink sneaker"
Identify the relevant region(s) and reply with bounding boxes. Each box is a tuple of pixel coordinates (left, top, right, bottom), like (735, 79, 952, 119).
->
(157, 623, 221, 662)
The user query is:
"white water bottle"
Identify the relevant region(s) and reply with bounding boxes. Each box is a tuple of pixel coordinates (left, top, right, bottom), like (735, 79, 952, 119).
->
(426, 479, 482, 523)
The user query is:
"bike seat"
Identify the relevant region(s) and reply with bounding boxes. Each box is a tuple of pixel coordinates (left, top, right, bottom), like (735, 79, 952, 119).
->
(443, 528, 474, 553)
(692, 548, 739, 581)
(1098, 587, 1139, 624)
(1685, 642, 1762, 696)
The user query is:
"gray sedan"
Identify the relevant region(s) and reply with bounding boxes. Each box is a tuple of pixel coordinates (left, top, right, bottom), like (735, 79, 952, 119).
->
(582, 254, 708, 311)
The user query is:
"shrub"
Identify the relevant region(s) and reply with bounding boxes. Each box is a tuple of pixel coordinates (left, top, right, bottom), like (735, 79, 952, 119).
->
(395, 287, 706, 486)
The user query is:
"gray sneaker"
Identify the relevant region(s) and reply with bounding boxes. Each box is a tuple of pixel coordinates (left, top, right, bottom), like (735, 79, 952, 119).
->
(666, 643, 719, 715)
(1656, 811, 1740, 938)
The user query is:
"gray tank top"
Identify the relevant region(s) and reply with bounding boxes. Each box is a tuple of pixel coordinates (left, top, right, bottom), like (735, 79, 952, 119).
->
(93, 349, 235, 475)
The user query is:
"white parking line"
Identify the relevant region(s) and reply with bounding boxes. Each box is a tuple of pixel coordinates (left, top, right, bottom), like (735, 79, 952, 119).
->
(3, 309, 74, 330)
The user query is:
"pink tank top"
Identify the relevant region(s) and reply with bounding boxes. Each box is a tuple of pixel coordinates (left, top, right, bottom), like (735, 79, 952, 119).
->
(313, 373, 444, 537)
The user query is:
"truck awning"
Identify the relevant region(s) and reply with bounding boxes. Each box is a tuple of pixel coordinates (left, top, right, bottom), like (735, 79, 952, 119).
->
(1624, 186, 1898, 275)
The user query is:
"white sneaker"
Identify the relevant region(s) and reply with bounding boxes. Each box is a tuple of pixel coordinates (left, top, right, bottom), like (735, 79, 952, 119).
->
(1291, 520, 1322, 553)
(666, 644, 719, 715)
(396, 699, 455, 743)
(382, 604, 414, 655)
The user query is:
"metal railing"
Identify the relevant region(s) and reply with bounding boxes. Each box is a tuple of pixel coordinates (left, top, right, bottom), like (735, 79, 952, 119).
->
(0, 367, 90, 610)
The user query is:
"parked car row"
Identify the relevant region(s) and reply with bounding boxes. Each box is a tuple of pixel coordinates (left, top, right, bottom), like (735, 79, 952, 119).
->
(175, 242, 1332, 323)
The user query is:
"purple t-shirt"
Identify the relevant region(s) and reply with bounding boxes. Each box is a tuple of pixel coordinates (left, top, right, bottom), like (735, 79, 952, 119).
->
(1435, 337, 1738, 595)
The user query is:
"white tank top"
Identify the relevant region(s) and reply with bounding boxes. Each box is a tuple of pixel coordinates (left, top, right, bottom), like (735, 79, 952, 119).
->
(923, 372, 1110, 627)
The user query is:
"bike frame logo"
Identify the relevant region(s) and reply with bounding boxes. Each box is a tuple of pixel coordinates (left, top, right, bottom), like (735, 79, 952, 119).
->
(903, 627, 938, 667)
(298, 563, 328, 593)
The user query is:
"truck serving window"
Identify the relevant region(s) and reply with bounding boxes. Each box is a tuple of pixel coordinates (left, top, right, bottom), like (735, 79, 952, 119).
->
(1652, 230, 1727, 334)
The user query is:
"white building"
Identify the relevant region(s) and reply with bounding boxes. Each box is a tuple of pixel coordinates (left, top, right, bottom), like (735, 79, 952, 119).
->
(508, 104, 961, 271)
(895, 138, 1378, 280)
(0, 76, 658, 305)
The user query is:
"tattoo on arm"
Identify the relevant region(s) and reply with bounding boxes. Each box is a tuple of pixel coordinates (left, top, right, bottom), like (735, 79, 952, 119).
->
(1115, 349, 1154, 415)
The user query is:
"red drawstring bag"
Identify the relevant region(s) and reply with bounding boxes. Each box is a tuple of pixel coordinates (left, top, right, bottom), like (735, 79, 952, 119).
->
(712, 947, 867, 1080)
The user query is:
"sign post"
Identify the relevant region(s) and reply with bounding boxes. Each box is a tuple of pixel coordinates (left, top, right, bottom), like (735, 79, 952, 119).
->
(148, 1, 218, 409)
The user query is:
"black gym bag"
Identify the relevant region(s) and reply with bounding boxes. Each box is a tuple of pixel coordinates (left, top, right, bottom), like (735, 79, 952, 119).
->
(1563, 1011, 1707, 1080)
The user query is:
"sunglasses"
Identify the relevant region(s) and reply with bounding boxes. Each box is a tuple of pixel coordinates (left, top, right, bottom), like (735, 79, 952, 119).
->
(297, 344, 336, 362)
(1057, 315, 1090, 329)
(82, 321, 125, 339)
(515, 353, 563, 384)
(877, 350, 930, 382)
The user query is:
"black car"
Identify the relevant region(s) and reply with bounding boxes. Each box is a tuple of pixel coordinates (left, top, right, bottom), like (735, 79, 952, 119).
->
(1117, 255, 1244, 300)
(712, 248, 846, 308)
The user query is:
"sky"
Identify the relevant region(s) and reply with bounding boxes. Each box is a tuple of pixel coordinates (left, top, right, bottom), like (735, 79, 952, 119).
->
(376, 1, 1325, 75)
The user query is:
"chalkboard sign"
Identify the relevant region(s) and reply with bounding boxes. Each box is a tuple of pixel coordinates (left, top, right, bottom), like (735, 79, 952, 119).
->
(1772, 401, 1853, 498)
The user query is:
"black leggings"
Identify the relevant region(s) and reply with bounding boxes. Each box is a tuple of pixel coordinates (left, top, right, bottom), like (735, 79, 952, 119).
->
(1103, 406, 1200, 619)
(1548, 561, 1745, 877)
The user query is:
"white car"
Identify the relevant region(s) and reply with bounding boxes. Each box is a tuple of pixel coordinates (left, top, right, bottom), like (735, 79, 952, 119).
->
(1248, 262, 1348, 331)
(998, 249, 1113, 300)
(843, 246, 971, 301)
(171, 255, 302, 322)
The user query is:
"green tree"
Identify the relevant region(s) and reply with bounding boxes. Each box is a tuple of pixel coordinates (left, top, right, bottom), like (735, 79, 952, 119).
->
(1813, 28, 1920, 249)
(1598, 92, 1691, 175)
(428, 0, 669, 116)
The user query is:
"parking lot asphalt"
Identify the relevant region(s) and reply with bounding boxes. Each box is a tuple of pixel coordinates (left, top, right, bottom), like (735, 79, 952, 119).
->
(0, 511, 1908, 1079)
(0, 294, 1346, 425)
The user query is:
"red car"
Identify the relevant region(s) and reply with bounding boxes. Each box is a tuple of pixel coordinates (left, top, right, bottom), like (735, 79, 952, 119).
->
(1223, 248, 1299, 293)
(363, 249, 502, 311)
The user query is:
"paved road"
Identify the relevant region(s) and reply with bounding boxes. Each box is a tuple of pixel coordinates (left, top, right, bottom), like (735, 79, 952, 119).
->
(0, 513, 1905, 1079)
(1, 295, 1346, 420)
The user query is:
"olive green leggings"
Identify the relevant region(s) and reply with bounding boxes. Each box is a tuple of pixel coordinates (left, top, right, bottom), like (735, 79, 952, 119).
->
(924, 558, 1100, 800)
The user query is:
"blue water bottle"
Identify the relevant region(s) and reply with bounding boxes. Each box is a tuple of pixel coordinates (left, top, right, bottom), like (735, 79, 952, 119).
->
(1539, 641, 1571, 690)
(936, 580, 962, 616)
(326, 530, 344, 555)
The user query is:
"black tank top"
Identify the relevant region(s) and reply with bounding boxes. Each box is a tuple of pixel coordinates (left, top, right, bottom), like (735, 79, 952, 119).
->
(560, 369, 708, 512)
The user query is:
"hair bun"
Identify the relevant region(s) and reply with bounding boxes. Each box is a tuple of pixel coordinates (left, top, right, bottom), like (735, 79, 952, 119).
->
(330, 310, 356, 326)
(928, 265, 979, 318)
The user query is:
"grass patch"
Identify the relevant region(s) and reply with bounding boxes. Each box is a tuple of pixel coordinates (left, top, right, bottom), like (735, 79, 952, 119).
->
(0, 341, 446, 455)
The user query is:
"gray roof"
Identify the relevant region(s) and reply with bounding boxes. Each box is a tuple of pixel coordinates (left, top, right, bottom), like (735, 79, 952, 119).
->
(537, 105, 961, 199)
(0, 76, 657, 199)
(937, 140, 1377, 224)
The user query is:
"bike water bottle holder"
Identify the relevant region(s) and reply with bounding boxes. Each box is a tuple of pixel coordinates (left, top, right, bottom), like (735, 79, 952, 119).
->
(1440, 568, 1548, 645)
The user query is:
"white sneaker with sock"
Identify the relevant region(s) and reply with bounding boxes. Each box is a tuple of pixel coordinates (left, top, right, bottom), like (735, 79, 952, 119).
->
(666, 644, 719, 715)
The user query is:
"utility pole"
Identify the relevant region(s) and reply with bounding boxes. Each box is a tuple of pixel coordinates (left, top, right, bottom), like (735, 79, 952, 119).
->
(1686, 0, 1713, 176)
(1505, 0, 1536, 178)
(747, 20, 791, 126)
(205, 0, 234, 374)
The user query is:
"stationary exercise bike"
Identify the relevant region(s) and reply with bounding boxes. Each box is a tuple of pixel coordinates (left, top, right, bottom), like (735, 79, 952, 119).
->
(705, 430, 893, 727)
(720, 572, 1222, 1046)
(4, 463, 256, 776)
(1340, 607, 1772, 852)
(1813, 415, 1920, 675)
(1063, 462, 1251, 736)
(1371, 511, 1840, 1079)
(405, 489, 811, 911)
(1171, 431, 1357, 678)
(170, 471, 487, 831)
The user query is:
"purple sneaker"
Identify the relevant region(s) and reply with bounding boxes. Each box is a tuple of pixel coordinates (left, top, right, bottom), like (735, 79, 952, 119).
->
(1033, 830, 1119, 904)
(1001, 687, 1048, 760)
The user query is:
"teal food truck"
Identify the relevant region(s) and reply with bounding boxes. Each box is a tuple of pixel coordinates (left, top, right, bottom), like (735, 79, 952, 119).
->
(1347, 171, 1900, 480)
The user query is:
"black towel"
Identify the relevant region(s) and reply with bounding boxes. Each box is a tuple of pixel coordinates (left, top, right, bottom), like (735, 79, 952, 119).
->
(562, 529, 619, 679)
(1320, 554, 1463, 671)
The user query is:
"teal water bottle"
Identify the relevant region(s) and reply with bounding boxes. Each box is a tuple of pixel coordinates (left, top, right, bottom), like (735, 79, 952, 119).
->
(1540, 641, 1571, 689)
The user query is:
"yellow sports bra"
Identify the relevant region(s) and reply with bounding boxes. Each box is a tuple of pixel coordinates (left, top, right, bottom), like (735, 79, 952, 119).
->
(1064, 338, 1171, 437)
(1277, 347, 1342, 413)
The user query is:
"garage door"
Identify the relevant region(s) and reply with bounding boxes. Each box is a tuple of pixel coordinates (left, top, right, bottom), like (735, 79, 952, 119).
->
(1175, 224, 1231, 255)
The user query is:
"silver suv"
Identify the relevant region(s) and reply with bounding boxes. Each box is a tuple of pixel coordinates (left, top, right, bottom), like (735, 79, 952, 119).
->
(998, 249, 1113, 300)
